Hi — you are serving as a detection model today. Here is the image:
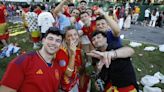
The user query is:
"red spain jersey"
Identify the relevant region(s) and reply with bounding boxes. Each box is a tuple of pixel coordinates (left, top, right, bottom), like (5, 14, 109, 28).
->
(34, 9, 42, 15)
(56, 47, 82, 91)
(1, 51, 63, 92)
(0, 5, 6, 23)
(81, 21, 96, 40)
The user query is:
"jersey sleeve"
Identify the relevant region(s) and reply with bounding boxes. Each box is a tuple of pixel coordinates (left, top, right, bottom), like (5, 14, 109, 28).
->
(1, 57, 26, 90)
(0, 53, 33, 90)
(56, 49, 69, 72)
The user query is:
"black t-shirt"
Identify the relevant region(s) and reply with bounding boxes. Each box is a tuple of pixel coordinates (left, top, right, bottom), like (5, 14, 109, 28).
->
(92, 45, 138, 90)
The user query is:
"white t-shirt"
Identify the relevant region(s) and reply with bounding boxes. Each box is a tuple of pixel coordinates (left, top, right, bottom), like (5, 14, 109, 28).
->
(38, 11, 55, 33)
(145, 9, 150, 17)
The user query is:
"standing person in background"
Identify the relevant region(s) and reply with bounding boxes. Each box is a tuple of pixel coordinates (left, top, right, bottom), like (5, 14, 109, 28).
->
(0, 27, 64, 92)
(132, 6, 140, 24)
(25, 5, 40, 49)
(0, 1, 8, 48)
(34, 4, 42, 15)
(21, 3, 30, 32)
(118, 5, 125, 30)
(156, 11, 163, 27)
(144, 8, 150, 26)
(108, 7, 118, 22)
(124, 8, 132, 31)
(38, 4, 55, 39)
(78, 0, 88, 12)
(79, 11, 96, 53)
(149, 9, 158, 27)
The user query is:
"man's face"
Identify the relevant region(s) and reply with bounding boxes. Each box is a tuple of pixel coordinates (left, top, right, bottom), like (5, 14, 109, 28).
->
(86, 9, 92, 16)
(80, 13, 91, 25)
(96, 19, 109, 32)
(42, 33, 62, 55)
(79, 2, 87, 10)
(91, 34, 107, 48)
(69, 6, 75, 12)
(65, 29, 79, 46)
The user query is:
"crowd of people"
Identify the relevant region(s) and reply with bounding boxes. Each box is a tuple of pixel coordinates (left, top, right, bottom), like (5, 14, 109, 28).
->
(0, 0, 163, 92)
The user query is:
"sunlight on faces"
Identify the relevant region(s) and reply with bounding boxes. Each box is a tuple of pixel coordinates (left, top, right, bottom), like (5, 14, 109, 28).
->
(80, 13, 91, 25)
(42, 34, 62, 55)
(86, 9, 92, 16)
(71, 9, 80, 18)
(96, 19, 109, 32)
(65, 29, 79, 46)
(79, 2, 87, 10)
(91, 34, 107, 48)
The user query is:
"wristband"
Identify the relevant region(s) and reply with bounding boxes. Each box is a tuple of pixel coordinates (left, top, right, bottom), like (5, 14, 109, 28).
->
(67, 67, 74, 72)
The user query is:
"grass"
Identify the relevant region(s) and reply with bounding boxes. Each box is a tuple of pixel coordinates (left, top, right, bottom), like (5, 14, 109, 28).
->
(0, 23, 164, 90)
(123, 40, 164, 89)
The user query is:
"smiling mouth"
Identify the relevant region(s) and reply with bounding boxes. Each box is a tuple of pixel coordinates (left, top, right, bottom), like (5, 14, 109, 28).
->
(48, 45, 57, 50)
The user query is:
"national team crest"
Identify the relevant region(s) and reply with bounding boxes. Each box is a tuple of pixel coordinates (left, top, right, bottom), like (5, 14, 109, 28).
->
(59, 60, 66, 67)
(55, 69, 59, 80)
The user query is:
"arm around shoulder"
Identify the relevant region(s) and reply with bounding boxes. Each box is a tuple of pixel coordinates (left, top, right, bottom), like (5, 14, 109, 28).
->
(115, 46, 135, 58)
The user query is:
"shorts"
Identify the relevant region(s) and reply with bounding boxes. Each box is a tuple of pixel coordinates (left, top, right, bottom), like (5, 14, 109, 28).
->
(144, 17, 149, 21)
(104, 83, 137, 92)
(81, 35, 91, 45)
(0, 23, 8, 35)
(0, 23, 9, 40)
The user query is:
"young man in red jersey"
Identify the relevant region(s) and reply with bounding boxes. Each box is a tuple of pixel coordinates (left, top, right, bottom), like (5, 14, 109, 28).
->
(0, 27, 64, 92)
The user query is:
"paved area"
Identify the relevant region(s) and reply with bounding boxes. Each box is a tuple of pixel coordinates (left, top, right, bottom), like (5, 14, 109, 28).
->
(121, 25, 164, 45)
(8, 16, 164, 45)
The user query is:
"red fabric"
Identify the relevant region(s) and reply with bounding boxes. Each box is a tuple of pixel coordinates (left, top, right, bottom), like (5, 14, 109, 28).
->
(32, 37, 40, 43)
(104, 83, 136, 92)
(56, 47, 82, 91)
(64, 10, 71, 17)
(11, 5, 15, 11)
(22, 8, 29, 13)
(0, 32, 9, 40)
(115, 10, 119, 19)
(0, 5, 6, 23)
(91, 5, 99, 11)
(81, 21, 96, 40)
(79, 75, 90, 92)
(1, 51, 63, 92)
(34, 9, 42, 15)
(76, 17, 80, 22)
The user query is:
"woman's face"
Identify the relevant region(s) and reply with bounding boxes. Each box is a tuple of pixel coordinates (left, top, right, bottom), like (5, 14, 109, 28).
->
(71, 9, 80, 18)
(65, 29, 79, 46)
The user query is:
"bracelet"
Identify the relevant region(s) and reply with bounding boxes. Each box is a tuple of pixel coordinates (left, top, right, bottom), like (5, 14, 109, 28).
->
(108, 50, 117, 59)
(67, 67, 74, 72)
